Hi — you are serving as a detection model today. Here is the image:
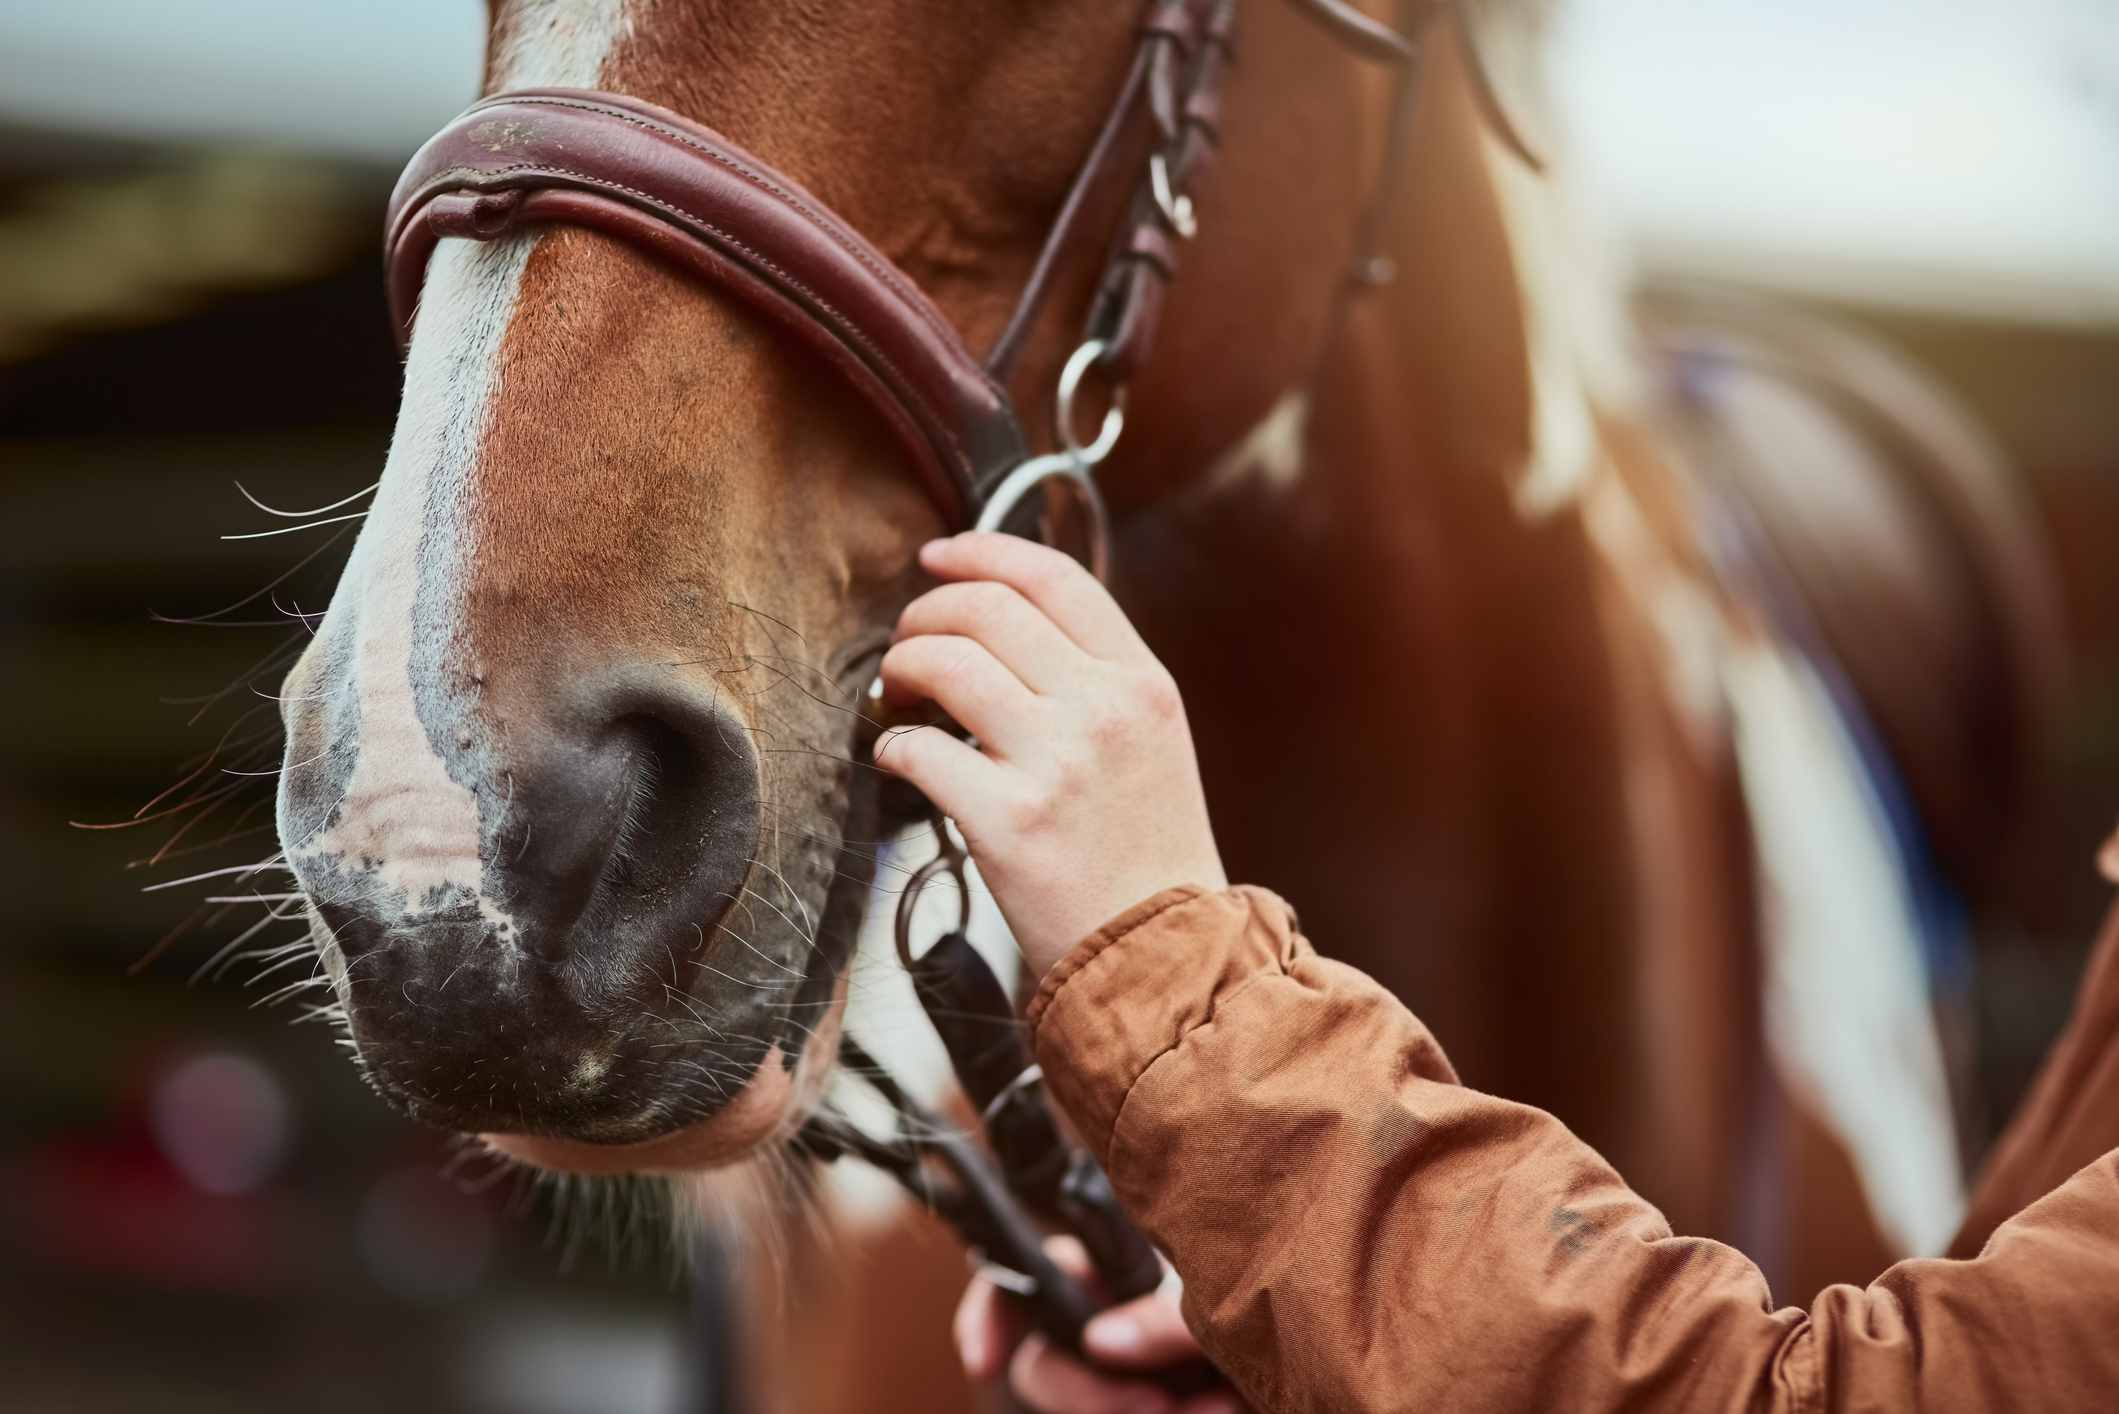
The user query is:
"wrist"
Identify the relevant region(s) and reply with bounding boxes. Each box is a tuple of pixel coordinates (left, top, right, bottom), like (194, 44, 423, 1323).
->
(1017, 876, 1225, 982)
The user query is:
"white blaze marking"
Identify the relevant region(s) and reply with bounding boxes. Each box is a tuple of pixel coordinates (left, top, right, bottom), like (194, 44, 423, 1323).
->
(489, 0, 633, 90)
(296, 1, 632, 933)
(299, 238, 532, 934)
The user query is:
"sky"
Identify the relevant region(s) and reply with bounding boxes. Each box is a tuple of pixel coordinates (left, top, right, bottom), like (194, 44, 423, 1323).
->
(1, 0, 2113, 323)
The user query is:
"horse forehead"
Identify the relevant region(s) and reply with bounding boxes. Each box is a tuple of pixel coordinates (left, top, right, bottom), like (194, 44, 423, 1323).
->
(490, 0, 632, 89)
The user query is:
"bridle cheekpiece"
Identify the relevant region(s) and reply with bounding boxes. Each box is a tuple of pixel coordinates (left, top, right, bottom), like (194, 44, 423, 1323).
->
(384, 0, 1437, 1394)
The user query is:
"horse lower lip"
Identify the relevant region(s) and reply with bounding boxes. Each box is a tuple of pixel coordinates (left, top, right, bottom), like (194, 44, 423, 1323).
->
(386, 1078, 687, 1145)
(481, 1040, 809, 1174)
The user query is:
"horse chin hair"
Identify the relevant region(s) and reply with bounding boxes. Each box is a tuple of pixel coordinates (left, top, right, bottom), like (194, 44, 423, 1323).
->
(668, 1138, 833, 1276)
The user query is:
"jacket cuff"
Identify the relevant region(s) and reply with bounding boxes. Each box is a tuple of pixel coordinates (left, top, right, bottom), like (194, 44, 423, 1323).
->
(1028, 884, 1303, 1165)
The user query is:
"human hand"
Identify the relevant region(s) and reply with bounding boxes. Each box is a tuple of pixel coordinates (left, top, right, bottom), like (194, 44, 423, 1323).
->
(955, 1238, 1246, 1414)
(874, 533, 1227, 980)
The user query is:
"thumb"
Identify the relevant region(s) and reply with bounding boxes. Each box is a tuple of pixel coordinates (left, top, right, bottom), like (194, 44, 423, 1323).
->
(1083, 1289, 1203, 1370)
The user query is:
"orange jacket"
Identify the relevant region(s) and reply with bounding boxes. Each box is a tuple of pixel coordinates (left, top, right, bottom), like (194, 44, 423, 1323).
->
(1028, 885, 2119, 1413)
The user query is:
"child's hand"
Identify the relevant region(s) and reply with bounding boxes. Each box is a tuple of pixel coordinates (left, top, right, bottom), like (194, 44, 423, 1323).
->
(875, 533, 1227, 980)
(956, 1238, 1246, 1414)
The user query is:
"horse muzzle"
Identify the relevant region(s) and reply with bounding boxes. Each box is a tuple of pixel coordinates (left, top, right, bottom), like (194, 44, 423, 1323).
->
(275, 657, 823, 1146)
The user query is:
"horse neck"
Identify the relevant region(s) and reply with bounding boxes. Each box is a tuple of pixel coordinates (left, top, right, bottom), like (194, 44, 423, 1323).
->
(1105, 19, 1669, 976)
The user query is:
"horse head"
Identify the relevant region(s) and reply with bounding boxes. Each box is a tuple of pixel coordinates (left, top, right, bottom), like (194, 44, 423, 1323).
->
(276, 0, 1411, 1173)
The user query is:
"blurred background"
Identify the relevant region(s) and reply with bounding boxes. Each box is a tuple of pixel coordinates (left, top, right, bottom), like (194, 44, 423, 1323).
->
(2, 1, 2115, 1410)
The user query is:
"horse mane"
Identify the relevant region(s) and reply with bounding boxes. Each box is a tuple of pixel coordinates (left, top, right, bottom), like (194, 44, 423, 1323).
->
(1460, 14, 1653, 520)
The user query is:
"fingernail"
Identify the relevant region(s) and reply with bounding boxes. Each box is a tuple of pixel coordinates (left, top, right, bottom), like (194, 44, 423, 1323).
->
(957, 1326, 989, 1377)
(1087, 1314, 1141, 1355)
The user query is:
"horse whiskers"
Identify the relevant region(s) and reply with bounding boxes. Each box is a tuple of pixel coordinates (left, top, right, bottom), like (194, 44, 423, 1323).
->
(737, 651, 859, 697)
(244, 942, 325, 987)
(172, 632, 306, 725)
(151, 520, 353, 626)
(697, 955, 794, 992)
(732, 874, 819, 952)
(736, 655, 877, 728)
(252, 972, 335, 1009)
(220, 509, 370, 541)
(233, 936, 313, 965)
(716, 910, 812, 977)
(123, 820, 279, 869)
(123, 797, 278, 872)
(136, 854, 290, 892)
(243, 945, 326, 992)
(661, 984, 733, 1039)
(97, 711, 271, 825)
(269, 588, 326, 631)
(188, 902, 308, 985)
(714, 884, 764, 940)
(234, 476, 377, 519)
(724, 598, 810, 649)
(220, 742, 330, 776)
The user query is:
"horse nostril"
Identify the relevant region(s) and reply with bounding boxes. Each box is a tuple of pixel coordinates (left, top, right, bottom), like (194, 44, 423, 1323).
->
(278, 661, 776, 1139)
(497, 677, 764, 962)
(592, 713, 713, 908)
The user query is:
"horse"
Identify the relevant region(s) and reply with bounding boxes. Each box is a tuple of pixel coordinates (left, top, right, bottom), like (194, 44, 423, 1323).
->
(261, 0, 2065, 1406)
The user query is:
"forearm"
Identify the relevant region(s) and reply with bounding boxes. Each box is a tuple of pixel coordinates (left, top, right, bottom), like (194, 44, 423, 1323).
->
(1951, 899, 2119, 1256)
(1029, 886, 2119, 1414)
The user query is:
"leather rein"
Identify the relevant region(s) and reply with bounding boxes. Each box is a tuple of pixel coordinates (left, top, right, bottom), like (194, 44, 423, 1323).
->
(385, 0, 1433, 1394)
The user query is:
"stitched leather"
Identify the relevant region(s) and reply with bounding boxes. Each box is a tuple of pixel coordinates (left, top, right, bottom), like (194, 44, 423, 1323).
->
(386, 88, 1028, 523)
(385, 2, 1431, 525)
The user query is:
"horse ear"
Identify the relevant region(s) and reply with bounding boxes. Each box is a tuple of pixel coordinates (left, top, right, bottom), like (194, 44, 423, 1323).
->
(1452, 0, 1552, 174)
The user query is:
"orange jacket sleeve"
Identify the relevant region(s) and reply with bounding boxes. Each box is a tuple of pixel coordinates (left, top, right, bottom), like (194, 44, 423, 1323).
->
(1026, 885, 2119, 1414)
(1952, 884, 2119, 1257)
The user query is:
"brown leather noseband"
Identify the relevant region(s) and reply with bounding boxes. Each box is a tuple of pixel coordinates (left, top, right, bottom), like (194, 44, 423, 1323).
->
(386, 87, 1029, 530)
(381, 1, 1433, 1384)
(384, 0, 1431, 563)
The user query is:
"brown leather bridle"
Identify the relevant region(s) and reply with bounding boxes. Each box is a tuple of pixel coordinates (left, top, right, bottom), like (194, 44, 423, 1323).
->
(383, 1, 1438, 1395)
(384, 0, 1435, 576)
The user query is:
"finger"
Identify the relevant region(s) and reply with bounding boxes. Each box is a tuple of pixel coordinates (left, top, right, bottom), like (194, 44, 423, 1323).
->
(879, 634, 1043, 756)
(870, 722, 1010, 824)
(1044, 1234, 1094, 1282)
(954, 1271, 1026, 1383)
(1083, 1289, 1205, 1371)
(920, 533, 1147, 663)
(1010, 1333, 1173, 1414)
(894, 580, 1090, 693)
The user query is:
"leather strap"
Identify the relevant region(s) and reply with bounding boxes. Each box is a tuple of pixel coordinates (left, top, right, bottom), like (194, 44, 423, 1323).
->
(982, 0, 1213, 382)
(1086, 0, 1238, 379)
(384, 2, 1438, 528)
(385, 89, 1028, 524)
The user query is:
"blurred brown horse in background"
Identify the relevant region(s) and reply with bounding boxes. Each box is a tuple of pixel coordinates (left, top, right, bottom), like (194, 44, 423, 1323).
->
(256, 1, 2065, 1408)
